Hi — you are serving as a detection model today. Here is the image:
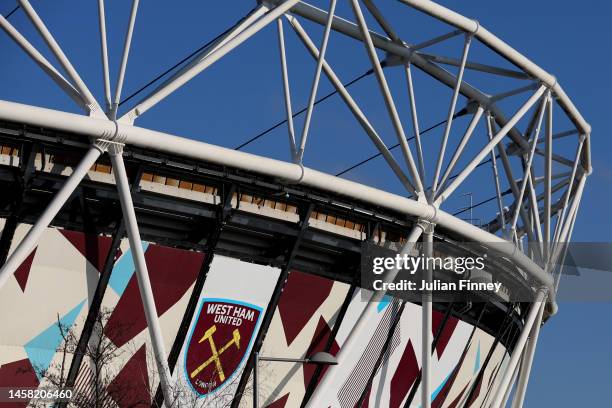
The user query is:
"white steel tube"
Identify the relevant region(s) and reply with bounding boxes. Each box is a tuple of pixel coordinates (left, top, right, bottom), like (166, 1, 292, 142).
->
(0, 99, 557, 308)
(554, 200, 579, 292)
(397, 0, 590, 136)
(297, 0, 337, 162)
(487, 113, 507, 229)
(509, 97, 547, 232)
(436, 105, 484, 195)
(351, 0, 424, 194)
(362, 0, 400, 41)
(268, 0, 531, 151)
(111, 0, 140, 119)
(511, 301, 545, 408)
(410, 29, 463, 51)
(287, 15, 417, 196)
(497, 140, 538, 247)
(490, 289, 547, 408)
(0, 15, 85, 110)
(552, 139, 584, 248)
(109, 151, 174, 404)
(97, 0, 112, 111)
(544, 97, 553, 261)
(500, 355, 521, 408)
(490, 83, 539, 104)
(18, 0, 101, 113)
(422, 227, 433, 408)
(432, 34, 471, 194)
(0, 145, 102, 291)
(552, 175, 586, 265)
(276, 19, 298, 160)
(436, 85, 547, 205)
(526, 170, 544, 253)
(124, 0, 299, 120)
(405, 63, 426, 187)
(306, 224, 425, 407)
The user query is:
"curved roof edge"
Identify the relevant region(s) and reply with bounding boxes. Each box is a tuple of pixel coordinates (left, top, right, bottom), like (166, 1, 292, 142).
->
(0, 99, 556, 313)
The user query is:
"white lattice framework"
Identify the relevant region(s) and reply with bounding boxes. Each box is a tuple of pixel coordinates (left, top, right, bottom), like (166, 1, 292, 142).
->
(0, 1, 591, 407)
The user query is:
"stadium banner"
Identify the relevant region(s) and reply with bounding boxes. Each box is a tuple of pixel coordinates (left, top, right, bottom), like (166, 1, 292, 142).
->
(172, 255, 280, 405)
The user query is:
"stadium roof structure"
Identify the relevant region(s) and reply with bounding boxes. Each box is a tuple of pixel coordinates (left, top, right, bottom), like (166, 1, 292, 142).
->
(0, 1, 590, 407)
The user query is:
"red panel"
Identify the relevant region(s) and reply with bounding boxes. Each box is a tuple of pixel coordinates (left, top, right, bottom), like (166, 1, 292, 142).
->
(432, 310, 458, 359)
(446, 384, 469, 408)
(466, 374, 482, 407)
(0, 358, 39, 408)
(14, 248, 36, 292)
(303, 316, 339, 390)
(107, 345, 150, 408)
(277, 271, 334, 346)
(105, 245, 205, 347)
(60, 230, 116, 273)
(390, 340, 419, 408)
(265, 393, 289, 408)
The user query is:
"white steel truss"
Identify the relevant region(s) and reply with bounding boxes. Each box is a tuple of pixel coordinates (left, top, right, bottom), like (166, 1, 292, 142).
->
(0, 1, 591, 407)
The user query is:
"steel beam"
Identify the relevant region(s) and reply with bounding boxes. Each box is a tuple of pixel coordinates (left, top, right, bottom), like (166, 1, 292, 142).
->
(297, 0, 337, 163)
(18, 0, 102, 114)
(0, 15, 85, 110)
(421, 224, 433, 408)
(122, 1, 296, 121)
(490, 289, 547, 408)
(436, 85, 546, 205)
(436, 105, 485, 194)
(432, 34, 471, 195)
(276, 19, 298, 161)
(108, 148, 173, 404)
(351, 0, 423, 194)
(509, 96, 547, 233)
(511, 300, 545, 408)
(110, 0, 140, 119)
(287, 15, 417, 197)
(97, 0, 112, 111)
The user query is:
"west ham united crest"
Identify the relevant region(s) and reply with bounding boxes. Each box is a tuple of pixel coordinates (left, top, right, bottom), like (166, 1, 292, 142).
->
(184, 298, 262, 397)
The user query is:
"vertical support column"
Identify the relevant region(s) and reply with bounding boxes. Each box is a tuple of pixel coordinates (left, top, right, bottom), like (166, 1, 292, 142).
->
(421, 222, 434, 408)
(490, 288, 548, 408)
(511, 300, 545, 408)
(108, 146, 173, 405)
(0, 144, 104, 291)
(253, 351, 260, 408)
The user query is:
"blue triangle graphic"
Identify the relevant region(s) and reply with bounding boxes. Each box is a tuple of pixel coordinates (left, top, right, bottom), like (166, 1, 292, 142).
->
(377, 295, 391, 312)
(108, 242, 149, 296)
(25, 300, 86, 380)
(474, 340, 481, 374)
(432, 371, 452, 401)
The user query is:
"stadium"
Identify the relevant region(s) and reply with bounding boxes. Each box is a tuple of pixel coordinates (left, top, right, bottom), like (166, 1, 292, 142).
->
(0, 1, 590, 407)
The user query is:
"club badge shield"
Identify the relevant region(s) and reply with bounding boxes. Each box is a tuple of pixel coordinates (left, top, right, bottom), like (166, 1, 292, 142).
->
(184, 298, 262, 397)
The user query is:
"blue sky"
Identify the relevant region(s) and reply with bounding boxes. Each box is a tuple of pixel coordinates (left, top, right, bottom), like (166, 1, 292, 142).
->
(1, 0, 610, 406)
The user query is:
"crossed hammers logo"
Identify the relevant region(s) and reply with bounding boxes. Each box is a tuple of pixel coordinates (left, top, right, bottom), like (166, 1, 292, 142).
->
(190, 324, 241, 381)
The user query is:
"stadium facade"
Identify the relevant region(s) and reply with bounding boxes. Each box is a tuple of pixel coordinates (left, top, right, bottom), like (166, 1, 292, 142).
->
(0, 0, 590, 407)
